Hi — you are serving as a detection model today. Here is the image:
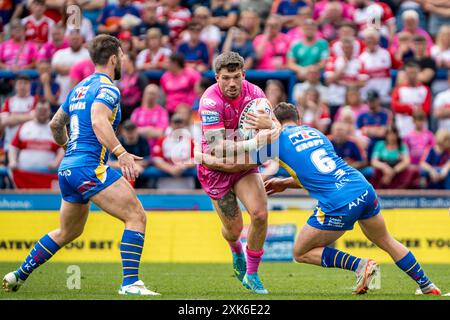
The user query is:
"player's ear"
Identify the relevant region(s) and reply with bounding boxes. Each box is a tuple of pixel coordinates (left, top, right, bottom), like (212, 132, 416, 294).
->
(215, 73, 219, 82)
(242, 70, 245, 79)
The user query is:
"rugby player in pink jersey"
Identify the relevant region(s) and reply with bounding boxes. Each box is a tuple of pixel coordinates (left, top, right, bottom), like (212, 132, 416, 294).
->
(197, 52, 280, 294)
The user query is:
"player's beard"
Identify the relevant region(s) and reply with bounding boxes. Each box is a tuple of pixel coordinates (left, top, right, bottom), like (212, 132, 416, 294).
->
(114, 63, 122, 81)
(225, 86, 241, 99)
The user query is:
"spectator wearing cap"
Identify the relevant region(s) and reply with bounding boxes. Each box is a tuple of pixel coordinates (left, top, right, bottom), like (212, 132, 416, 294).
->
(404, 110, 435, 166)
(329, 121, 367, 170)
(252, 14, 290, 71)
(273, 0, 307, 31)
(221, 26, 255, 70)
(392, 61, 432, 138)
(371, 125, 419, 189)
(151, 112, 196, 190)
(160, 53, 201, 115)
(109, 120, 151, 188)
(287, 19, 329, 80)
(21, 0, 55, 46)
(433, 72, 450, 132)
(292, 64, 329, 105)
(0, 74, 38, 153)
(132, 1, 170, 50)
(391, 10, 434, 54)
(97, 0, 140, 36)
(177, 21, 210, 72)
(0, 20, 37, 71)
(37, 22, 68, 62)
(356, 89, 392, 161)
(63, 0, 95, 43)
(420, 128, 450, 189)
(8, 99, 63, 172)
(51, 30, 90, 104)
(136, 28, 172, 71)
(32, 61, 60, 112)
(131, 84, 169, 149)
(210, 0, 239, 32)
(117, 53, 148, 122)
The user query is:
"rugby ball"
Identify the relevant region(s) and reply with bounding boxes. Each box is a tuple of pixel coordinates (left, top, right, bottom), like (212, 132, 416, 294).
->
(238, 98, 273, 140)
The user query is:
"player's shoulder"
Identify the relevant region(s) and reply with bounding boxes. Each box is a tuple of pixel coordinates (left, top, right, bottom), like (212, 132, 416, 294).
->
(243, 80, 265, 98)
(199, 83, 222, 109)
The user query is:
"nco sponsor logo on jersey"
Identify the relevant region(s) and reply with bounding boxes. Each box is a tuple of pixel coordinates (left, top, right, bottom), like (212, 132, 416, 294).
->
(201, 110, 220, 125)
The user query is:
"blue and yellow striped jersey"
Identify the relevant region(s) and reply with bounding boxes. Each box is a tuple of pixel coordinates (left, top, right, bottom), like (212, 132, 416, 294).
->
(59, 72, 121, 170)
(257, 125, 371, 211)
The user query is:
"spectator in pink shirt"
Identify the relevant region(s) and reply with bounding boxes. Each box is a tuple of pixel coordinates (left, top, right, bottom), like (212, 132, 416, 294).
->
(391, 10, 434, 54)
(0, 20, 37, 71)
(131, 84, 169, 149)
(252, 14, 290, 70)
(160, 53, 201, 115)
(37, 23, 68, 62)
(286, 6, 324, 44)
(69, 58, 95, 89)
(404, 110, 435, 165)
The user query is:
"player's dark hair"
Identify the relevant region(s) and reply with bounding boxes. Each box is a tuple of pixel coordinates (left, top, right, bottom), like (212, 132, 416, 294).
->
(273, 102, 299, 124)
(214, 52, 244, 73)
(89, 34, 121, 67)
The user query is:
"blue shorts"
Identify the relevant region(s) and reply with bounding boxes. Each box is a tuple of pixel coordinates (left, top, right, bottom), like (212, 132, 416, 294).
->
(58, 165, 122, 204)
(307, 186, 381, 231)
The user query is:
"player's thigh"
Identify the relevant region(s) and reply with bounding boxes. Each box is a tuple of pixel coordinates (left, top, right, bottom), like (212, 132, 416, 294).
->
(294, 224, 345, 256)
(233, 173, 268, 217)
(90, 176, 145, 223)
(211, 190, 243, 232)
(58, 200, 90, 234)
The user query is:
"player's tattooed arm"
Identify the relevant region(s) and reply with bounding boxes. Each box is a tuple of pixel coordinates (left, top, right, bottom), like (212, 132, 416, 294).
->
(49, 108, 70, 148)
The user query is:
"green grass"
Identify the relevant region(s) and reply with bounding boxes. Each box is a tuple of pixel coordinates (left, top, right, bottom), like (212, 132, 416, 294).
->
(0, 262, 449, 300)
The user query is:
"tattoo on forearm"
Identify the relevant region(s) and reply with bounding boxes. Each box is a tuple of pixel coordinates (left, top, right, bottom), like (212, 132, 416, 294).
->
(50, 109, 70, 146)
(217, 191, 240, 219)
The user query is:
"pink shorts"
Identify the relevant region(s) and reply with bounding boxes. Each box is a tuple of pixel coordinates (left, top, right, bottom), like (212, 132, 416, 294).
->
(197, 165, 259, 200)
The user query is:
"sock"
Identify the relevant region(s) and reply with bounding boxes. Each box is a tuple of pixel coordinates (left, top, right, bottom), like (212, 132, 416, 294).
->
(120, 229, 145, 286)
(396, 251, 431, 289)
(228, 240, 243, 255)
(321, 247, 361, 271)
(246, 246, 264, 275)
(16, 234, 60, 281)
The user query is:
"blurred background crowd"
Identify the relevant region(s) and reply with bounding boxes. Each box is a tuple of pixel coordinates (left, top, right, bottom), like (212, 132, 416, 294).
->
(0, 0, 449, 190)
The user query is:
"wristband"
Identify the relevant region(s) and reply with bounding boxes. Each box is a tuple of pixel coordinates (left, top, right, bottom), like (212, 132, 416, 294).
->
(112, 144, 127, 158)
(117, 151, 128, 159)
(242, 138, 258, 152)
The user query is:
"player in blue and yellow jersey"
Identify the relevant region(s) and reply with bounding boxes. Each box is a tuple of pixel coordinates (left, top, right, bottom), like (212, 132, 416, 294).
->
(2, 35, 159, 296)
(261, 102, 441, 295)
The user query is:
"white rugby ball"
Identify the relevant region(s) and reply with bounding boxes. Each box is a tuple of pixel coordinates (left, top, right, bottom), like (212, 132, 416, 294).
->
(238, 98, 273, 140)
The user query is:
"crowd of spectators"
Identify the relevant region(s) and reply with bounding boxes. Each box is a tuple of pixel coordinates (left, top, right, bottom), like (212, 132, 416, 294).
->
(0, 0, 449, 190)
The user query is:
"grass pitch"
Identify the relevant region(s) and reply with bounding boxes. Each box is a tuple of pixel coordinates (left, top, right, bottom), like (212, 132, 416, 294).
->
(0, 262, 448, 300)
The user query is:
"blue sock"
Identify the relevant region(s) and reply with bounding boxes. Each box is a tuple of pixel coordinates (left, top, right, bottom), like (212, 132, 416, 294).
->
(120, 229, 145, 286)
(321, 247, 361, 271)
(16, 234, 60, 281)
(396, 251, 431, 289)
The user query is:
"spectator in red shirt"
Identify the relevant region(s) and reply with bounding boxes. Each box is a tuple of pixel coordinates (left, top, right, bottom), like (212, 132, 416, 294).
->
(136, 28, 172, 71)
(329, 21, 363, 59)
(8, 99, 63, 172)
(157, 0, 191, 46)
(392, 61, 432, 138)
(22, 0, 55, 46)
(152, 112, 196, 190)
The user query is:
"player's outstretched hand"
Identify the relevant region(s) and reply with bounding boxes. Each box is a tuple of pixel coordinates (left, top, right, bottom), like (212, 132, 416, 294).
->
(118, 152, 143, 182)
(264, 178, 288, 195)
(244, 109, 273, 129)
